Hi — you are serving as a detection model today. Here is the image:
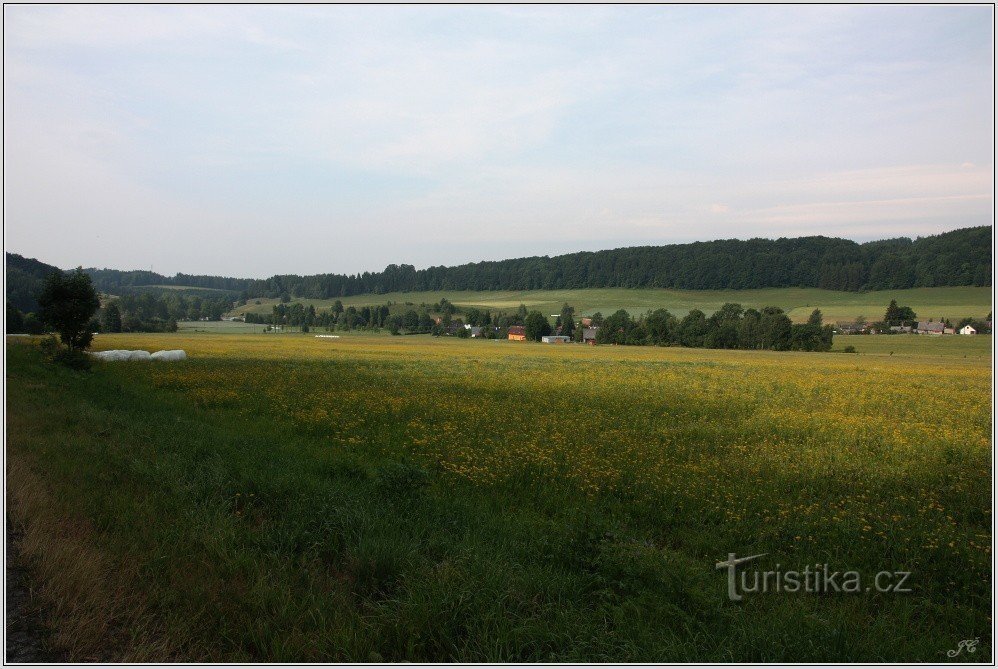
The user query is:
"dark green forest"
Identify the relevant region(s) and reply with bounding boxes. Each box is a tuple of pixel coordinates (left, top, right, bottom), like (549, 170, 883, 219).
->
(6, 227, 992, 307)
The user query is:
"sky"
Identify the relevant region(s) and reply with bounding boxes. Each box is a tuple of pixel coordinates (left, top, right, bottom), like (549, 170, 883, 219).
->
(4, 5, 994, 278)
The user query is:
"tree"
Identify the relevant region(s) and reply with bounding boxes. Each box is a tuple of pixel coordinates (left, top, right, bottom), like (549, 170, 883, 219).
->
(738, 308, 762, 349)
(807, 308, 823, 326)
(37, 269, 100, 350)
(6, 303, 24, 333)
(438, 298, 457, 318)
(597, 310, 634, 345)
(884, 299, 901, 325)
(101, 303, 123, 333)
(524, 311, 551, 341)
(645, 308, 676, 345)
(559, 303, 576, 338)
(884, 301, 916, 326)
(22, 313, 45, 335)
(677, 309, 708, 347)
(759, 307, 793, 350)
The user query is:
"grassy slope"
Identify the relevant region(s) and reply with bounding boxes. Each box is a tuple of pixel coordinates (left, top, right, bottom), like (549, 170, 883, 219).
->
(6, 334, 992, 661)
(229, 286, 992, 323)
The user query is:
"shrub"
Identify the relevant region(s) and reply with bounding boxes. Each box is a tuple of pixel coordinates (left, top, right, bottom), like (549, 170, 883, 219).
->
(842, 345, 857, 354)
(52, 348, 93, 370)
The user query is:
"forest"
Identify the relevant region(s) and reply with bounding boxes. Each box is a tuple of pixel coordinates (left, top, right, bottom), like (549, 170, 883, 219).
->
(7, 227, 989, 305)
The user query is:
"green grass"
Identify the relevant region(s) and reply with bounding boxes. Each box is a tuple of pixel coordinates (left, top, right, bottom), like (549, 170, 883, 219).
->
(5, 333, 992, 662)
(229, 286, 992, 323)
(176, 320, 272, 334)
(832, 333, 993, 360)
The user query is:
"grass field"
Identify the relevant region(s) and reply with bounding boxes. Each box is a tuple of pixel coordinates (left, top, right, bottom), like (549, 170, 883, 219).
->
(5, 332, 992, 662)
(229, 286, 992, 324)
(176, 320, 271, 334)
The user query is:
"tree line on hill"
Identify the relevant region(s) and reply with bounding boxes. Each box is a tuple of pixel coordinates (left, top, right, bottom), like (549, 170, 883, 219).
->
(254, 296, 833, 352)
(6, 287, 235, 335)
(94, 292, 235, 333)
(253, 297, 532, 336)
(7, 227, 989, 307)
(584, 305, 833, 351)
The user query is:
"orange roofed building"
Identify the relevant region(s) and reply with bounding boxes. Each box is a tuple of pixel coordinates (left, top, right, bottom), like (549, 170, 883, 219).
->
(507, 325, 526, 341)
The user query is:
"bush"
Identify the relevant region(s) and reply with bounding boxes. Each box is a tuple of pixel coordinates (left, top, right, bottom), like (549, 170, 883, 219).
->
(842, 345, 857, 354)
(52, 347, 93, 370)
(39, 336, 92, 370)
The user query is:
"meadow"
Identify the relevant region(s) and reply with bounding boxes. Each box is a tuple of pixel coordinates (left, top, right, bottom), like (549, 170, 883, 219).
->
(5, 332, 992, 662)
(229, 285, 991, 324)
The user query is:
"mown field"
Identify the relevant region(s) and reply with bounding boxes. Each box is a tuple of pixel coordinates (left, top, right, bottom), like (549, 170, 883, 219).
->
(229, 286, 992, 324)
(5, 332, 992, 662)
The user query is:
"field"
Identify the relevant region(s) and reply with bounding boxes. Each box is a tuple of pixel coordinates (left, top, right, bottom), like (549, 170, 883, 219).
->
(177, 320, 272, 334)
(5, 332, 992, 662)
(229, 286, 992, 323)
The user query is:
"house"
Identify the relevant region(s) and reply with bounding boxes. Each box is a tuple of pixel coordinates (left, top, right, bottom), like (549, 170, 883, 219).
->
(541, 335, 571, 344)
(916, 321, 946, 335)
(889, 325, 913, 333)
(581, 317, 593, 328)
(582, 328, 598, 345)
(507, 325, 526, 341)
(959, 324, 977, 335)
(469, 326, 484, 338)
(836, 322, 868, 335)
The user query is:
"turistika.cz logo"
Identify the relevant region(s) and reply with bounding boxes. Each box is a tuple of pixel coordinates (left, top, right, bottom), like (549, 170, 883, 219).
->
(716, 553, 913, 602)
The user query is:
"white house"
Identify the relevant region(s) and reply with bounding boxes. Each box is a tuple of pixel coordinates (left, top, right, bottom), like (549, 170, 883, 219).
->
(959, 325, 977, 335)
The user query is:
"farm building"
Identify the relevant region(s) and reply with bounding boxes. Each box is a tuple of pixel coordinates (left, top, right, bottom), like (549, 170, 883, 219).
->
(960, 325, 977, 335)
(582, 328, 598, 345)
(541, 335, 571, 344)
(916, 322, 953, 335)
(507, 326, 526, 341)
(469, 326, 484, 337)
(835, 322, 873, 334)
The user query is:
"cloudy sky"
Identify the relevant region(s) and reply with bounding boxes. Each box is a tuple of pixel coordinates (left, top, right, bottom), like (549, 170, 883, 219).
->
(4, 5, 993, 277)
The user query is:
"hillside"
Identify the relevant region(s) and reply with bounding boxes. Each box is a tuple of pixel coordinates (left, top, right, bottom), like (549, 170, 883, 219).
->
(237, 226, 993, 298)
(4, 253, 62, 312)
(6, 226, 992, 310)
(230, 285, 993, 324)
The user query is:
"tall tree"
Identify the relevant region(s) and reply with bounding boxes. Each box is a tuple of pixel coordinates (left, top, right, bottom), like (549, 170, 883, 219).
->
(559, 303, 576, 338)
(37, 269, 100, 350)
(101, 303, 123, 333)
(524, 311, 552, 341)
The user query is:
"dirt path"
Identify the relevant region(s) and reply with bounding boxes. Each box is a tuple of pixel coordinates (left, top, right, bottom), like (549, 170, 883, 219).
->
(5, 519, 64, 663)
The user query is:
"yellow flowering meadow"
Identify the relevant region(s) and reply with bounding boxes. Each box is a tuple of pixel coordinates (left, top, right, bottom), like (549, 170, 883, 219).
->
(8, 330, 991, 661)
(93, 333, 990, 572)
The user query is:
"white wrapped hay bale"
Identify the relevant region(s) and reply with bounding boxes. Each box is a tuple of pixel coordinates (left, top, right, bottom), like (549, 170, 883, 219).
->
(91, 350, 144, 361)
(150, 350, 187, 361)
(92, 349, 188, 361)
(90, 350, 163, 361)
